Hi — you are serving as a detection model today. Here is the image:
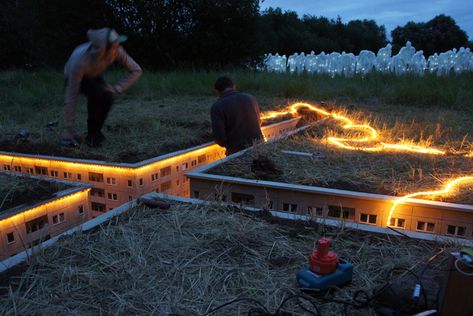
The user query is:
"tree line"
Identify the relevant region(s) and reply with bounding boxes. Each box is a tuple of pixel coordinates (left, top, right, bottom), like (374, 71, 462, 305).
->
(0, 0, 470, 69)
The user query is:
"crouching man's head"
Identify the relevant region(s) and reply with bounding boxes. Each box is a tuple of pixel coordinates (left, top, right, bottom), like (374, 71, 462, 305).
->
(214, 76, 236, 96)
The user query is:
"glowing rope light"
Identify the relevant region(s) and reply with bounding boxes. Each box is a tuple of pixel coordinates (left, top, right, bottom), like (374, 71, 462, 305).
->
(261, 102, 473, 226)
(262, 102, 446, 155)
(386, 177, 473, 226)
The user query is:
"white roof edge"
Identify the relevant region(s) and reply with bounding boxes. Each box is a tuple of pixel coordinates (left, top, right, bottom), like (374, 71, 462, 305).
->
(0, 184, 90, 222)
(151, 193, 473, 246)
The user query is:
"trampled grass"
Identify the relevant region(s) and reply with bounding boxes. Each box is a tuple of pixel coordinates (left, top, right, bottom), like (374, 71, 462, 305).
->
(1, 70, 472, 162)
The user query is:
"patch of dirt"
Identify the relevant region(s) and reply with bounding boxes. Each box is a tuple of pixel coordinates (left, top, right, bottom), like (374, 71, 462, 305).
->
(0, 132, 215, 163)
(251, 155, 283, 181)
(0, 140, 107, 161)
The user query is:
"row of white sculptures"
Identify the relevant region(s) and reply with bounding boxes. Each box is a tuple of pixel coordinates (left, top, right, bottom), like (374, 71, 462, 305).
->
(263, 42, 473, 77)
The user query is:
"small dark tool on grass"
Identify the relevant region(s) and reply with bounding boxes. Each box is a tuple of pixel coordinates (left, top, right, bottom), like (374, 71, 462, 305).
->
(137, 196, 171, 210)
(59, 134, 84, 148)
(16, 128, 29, 140)
(46, 120, 59, 127)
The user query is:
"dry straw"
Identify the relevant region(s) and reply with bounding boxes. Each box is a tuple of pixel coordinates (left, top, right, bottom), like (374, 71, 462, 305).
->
(0, 202, 459, 315)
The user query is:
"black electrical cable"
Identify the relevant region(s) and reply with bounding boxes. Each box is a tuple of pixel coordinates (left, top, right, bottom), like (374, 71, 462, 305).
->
(275, 294, 321, 316)
(169, 251, 444, 316)
(169, 294, 323, 316)
(202, 298, 270, 316)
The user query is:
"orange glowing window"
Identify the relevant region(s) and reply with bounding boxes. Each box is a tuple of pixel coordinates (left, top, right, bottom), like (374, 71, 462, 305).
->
(416, 221, 435, 233)
(328, 205, 355, 219)
(232, 193, 255, 206)
(52, 213, 65, 225)
(160, 166, 171, 177)
(283, 203, 298, 213)
(88, 172, 104, 182)
(160, 181, 171, 192)
(34, 166, 48, 175)
(91, 188, 105, 197)
(91, 202, 106, 212)
(26, 215, 49, 234)
(447, 225, 466, 237)
(308, 206, 323, 216)
(6, 232, 15, 244)
(198, 154, 206, 164)
(360, 213, 377, 224)
(389, 218, 406, 228)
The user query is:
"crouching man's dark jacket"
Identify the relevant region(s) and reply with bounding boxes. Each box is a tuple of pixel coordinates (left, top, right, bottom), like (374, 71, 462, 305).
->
(211, 90, 264, 155)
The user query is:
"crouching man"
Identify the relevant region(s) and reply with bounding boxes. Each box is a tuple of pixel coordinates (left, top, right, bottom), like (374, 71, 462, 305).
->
(62, 28, 142, 147)
(210, 76, 264, 155)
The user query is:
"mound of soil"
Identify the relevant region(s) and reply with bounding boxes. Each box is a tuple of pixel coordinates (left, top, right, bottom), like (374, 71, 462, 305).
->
(251, 155, 283, 181)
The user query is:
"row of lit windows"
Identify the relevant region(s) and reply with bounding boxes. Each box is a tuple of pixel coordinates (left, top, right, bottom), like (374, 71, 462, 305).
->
(5, 205, 85, 245)
(2, 154, 209, 186)
(214, 191, 471, 238)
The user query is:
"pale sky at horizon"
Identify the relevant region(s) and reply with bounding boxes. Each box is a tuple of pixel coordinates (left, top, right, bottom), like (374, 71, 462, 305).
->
(260, 0, 473, 41)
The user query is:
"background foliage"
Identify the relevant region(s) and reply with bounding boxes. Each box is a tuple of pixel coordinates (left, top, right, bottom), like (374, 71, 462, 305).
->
(0, 1, 470, 69)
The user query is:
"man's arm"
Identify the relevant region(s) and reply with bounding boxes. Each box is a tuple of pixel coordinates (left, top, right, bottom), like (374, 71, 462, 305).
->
(211, 105, 227, 147)
(113, 46, 142, 93)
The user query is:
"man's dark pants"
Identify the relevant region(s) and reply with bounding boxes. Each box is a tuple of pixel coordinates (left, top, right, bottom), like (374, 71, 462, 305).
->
(79, 76, 113, 146)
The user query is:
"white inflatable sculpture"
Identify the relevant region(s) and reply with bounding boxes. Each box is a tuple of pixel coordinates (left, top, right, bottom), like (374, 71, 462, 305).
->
(375, 43, 392, 73)
(263, 41, 473, 77)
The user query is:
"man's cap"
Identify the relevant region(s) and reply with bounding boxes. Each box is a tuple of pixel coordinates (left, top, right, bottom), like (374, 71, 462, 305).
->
(108, 28, 128, 44)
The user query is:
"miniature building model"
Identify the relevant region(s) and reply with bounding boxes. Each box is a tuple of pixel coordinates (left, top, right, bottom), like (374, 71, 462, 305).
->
(0, 178, 91, 260)
(0, 118, 300, 219)
(187, 153, 473, 241)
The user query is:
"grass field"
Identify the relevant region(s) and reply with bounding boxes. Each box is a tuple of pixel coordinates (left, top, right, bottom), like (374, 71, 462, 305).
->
(1, 70, 472, 162)
(0, 201, 456, 315)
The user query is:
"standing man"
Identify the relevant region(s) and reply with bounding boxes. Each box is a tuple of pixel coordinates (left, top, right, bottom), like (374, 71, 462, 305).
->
(62, 28, 142, 147)
(210, 76, 264, 155)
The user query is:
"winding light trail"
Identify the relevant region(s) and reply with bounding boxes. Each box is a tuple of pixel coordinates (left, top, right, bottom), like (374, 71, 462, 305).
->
(386, 177, 473, 227)
(261, 102, 473, 226)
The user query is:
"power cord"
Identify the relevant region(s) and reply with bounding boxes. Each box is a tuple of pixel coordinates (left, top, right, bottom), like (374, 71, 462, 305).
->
(169, 294, 321, 316)
(169, 250, 447, 316)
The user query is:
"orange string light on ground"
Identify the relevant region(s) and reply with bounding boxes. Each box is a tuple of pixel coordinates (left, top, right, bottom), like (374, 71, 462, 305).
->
(386, 177, 473, 226)
(261, 102, 473, 226)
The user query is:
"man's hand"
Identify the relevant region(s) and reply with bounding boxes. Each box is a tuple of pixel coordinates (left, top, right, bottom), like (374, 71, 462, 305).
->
(104, 83, 119, 94)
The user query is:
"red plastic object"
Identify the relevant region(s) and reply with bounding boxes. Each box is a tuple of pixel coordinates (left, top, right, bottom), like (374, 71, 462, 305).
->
(309, 238, 339, 275)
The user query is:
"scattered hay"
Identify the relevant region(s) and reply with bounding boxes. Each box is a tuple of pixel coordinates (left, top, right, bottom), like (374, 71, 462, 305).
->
(0, 202, 458, 315)
(0, 174, 70, 211)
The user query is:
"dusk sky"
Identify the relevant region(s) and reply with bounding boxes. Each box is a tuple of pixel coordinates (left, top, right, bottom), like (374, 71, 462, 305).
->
(260, 0, 473, 40)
